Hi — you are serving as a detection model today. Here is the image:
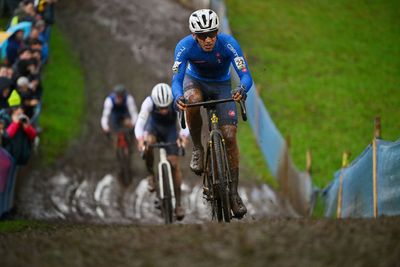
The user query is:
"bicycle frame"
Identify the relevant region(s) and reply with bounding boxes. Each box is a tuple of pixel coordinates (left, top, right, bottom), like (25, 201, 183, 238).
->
(180, 98, 247, 222)
(157, 147, 175, 201)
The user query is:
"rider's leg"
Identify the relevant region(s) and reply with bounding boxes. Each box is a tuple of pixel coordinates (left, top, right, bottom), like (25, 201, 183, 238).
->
(221, 125, 247, 218)
(144, 134, 157, 192)
(184, 88, 204, 174)
(168, 155, 185, 220)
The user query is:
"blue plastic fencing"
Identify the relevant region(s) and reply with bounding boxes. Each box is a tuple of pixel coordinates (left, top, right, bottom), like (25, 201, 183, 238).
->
(0, 147, 16, 217)
(323, 138, 400, 218)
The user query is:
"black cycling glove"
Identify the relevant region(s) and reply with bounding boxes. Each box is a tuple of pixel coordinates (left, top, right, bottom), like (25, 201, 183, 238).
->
(174, 96, 186, 110)
(232, 85, 247, 101)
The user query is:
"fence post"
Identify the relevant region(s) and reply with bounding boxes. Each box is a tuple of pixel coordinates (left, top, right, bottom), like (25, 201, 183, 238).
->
(374, 117, 381, 139)
(282, 135, 291, 196)
(306, 149, 312, 175)
(372, 117, 380, 218)
(336, 151, 350, 218)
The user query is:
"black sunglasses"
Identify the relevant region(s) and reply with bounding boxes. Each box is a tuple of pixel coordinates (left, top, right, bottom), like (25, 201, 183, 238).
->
(195, 30, 218, 41)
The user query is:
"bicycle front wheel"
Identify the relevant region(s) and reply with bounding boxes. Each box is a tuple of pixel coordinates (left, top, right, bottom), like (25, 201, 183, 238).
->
(212, 133, 231, 223)
(161, 164, 173, 224)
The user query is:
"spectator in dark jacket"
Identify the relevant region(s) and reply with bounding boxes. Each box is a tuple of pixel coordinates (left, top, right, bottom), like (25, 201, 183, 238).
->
(10, 0, 37, 26)
(6, 30, 24, 66)
(0, 90, 36, 165)
(0, 78, 12, 110)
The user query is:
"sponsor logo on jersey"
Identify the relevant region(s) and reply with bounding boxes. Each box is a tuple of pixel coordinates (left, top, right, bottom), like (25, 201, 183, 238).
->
(228, 110, 236, 117)
(234, 57, 246, 71)
(176, 46, 186, 60)
(172, 61, 182, 74)
(216, 52, 222, 64)
(227, 43, 239, 57)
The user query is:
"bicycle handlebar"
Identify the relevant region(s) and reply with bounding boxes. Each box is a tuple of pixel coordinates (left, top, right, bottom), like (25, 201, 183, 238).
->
(179, 98, 247, 129)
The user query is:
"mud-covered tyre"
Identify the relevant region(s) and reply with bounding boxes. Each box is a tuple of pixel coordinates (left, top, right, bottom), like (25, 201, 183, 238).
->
(161, 164, 173, 224)
(116, 148, 132, 187)
(212, 134, 231, 223)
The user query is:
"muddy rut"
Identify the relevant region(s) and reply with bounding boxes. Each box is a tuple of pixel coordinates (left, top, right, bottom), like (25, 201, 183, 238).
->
(14, 0, 290, 224)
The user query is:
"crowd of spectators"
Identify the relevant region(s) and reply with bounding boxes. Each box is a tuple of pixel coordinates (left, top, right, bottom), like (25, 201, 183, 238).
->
(0, 0, 56, 167)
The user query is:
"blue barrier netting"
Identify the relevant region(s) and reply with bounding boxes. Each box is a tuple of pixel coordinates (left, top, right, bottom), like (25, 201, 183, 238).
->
(323, 138, 400, 218)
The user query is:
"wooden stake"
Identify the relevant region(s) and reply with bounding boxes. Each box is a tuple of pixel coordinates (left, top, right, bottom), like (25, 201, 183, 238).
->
(306, 149, 312, 175)
(372, 138, 378, 218)
(337, 151, 350, 219)
(282, 135, 291, 196)
(374, 117, 381, 139)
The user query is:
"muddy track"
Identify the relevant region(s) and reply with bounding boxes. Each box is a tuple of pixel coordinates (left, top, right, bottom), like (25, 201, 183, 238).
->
(3, 1, 400, 266)
(13, 0, 290, 223)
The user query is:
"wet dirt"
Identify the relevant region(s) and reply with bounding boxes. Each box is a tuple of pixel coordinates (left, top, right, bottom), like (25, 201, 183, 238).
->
(14, 0, 290, 224)
(1, 217, 400, 267)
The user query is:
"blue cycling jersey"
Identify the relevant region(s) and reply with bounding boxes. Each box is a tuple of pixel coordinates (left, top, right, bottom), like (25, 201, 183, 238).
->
(171, 33, 253, 99)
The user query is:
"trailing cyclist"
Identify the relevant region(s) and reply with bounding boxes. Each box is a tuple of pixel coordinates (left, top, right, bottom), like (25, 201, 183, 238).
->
(101, 84, 138, 182)
(134, 83, 189, 221)
(101, 84, 138, 135)
(172, 9, 253, 219)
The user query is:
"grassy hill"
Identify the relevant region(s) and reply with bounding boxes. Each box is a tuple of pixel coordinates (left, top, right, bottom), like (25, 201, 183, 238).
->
(227, 0, 400, 187)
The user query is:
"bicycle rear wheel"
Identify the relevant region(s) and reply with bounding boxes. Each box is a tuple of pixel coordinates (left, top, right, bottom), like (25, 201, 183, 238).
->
(161, 164, 173, 224)
(212, 133, 231, 223)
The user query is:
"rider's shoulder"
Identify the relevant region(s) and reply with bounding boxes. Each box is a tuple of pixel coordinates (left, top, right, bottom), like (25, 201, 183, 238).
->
(218, 33, 238, 45)
(176, 35, 197, 49)
(142, 96, 154, 106)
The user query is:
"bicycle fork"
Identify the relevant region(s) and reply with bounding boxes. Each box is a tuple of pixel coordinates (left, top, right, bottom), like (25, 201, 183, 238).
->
(158, 148, 175, 201)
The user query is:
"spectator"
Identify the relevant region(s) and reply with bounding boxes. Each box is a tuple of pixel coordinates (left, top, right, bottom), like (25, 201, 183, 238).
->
(0, 90, 37, 165)
(0, 64, 9, 77)
(10, 0, 37, 26)
(28, 39, 47, 63)
(36, 0, 57, 41)
(16, 76, 38, 119)
(6, 30, 24, 66)
(0, 77, 12, 109)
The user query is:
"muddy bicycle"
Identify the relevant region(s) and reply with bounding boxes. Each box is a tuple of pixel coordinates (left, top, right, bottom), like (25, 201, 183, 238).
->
(111, 128, 134, 186)
(181, 98, 247, 223)
(147, 142, 184, 224)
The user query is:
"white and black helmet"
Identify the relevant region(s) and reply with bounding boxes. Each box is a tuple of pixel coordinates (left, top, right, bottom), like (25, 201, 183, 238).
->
(151, 83, 173, 108)
(189, 9, 219, 34)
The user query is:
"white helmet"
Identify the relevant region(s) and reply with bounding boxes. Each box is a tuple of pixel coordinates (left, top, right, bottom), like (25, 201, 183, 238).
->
(189, 9, 219, 34)
(151, 83, 173, 108)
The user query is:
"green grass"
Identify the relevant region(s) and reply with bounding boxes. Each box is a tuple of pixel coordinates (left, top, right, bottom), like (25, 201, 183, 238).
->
(0, 220, 50, 233)
(226, 0, 400, 188)
(39, 27, 85, 164)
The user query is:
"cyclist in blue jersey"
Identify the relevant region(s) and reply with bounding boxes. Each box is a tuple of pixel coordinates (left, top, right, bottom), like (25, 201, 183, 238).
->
(101, 84, 138, 134)
(172, 9, 253, 218)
